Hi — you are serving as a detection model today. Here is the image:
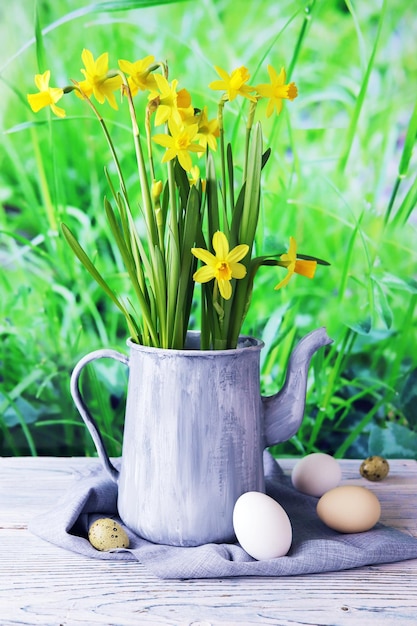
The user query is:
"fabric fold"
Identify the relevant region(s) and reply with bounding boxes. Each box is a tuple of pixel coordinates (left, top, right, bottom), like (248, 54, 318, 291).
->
(29, 453, 417, 579)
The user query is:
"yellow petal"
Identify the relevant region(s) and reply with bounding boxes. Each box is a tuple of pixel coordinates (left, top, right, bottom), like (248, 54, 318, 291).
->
(27, 92, 50, 112)
(50, 103, 66, 118)
(212, 231, 229, 258)
(81, 49, 95, 72)
(153, 134, 174, 148)
(193, 266, 216, 283)
(34, 70, 50, 91)
(191, 248, 217, 266)
(214, 65, 230, 81)
(217, 278, 232, 300)
(274, 270, 293, 291)
(227, 243, 249, 264)
(161, 148, 176, 163)
(285, 236, 297, 262)
(294, 259, 317, 279)
(230, 262, 247, 279)
(177, 150, 192, 171)
(155, 105, 171, 126)
(209, 79, 227, 91)
(95, 52, 109, 76)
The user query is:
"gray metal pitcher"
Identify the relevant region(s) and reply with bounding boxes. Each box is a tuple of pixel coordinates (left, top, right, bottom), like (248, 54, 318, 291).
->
(70, 327, 332, 546)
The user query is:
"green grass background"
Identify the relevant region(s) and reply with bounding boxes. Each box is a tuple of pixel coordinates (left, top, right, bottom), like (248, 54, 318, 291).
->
(1, 0, 416, 459)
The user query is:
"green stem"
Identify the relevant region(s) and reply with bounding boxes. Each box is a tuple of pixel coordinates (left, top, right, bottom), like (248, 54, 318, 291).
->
(287, 0, 317, 79)
(166, 158, 180, 347)
(145, 105, 156, 182)
(243, 100, 258, 181)
(121, 75, 158, 247)
(217, 98, 229, 235)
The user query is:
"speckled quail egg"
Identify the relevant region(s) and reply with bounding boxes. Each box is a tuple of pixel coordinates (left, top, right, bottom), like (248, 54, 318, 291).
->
(88, 518, 129, 551)
(360, 456, 390, 482)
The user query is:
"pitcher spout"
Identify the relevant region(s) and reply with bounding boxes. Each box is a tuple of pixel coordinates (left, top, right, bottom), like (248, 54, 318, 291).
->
(262, 327, 333, 448)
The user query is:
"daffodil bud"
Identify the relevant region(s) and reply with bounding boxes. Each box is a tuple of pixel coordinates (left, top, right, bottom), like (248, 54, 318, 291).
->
(152, 180, 163, 201)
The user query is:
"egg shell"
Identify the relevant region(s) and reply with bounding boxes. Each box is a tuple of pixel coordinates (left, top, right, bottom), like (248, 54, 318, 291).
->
(317, 485, 381, 533)
(88, 518, 130, 551)
(360, 456, 390, 481)
(291, 452, 342, 497)
(233, 491, 292, 560)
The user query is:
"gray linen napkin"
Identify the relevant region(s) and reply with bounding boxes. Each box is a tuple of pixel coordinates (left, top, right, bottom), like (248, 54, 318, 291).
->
(29, 452, 417, 579)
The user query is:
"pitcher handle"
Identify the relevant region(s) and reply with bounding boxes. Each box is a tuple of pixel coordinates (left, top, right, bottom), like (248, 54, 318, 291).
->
(70, 348, 129, 482)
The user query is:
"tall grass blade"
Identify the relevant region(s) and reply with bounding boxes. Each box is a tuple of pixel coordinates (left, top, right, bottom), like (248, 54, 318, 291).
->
(385, 98, 417, 224)
(338, 0, 386, 173)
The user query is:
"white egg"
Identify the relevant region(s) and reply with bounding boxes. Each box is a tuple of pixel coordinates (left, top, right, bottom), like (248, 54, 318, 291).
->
(233, 491, 292, 560)
(291, 452, 342, 497)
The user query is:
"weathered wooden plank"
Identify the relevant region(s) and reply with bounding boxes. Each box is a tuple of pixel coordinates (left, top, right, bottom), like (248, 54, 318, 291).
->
(1, 531, 417, 626)
(1, 457, 416, 626)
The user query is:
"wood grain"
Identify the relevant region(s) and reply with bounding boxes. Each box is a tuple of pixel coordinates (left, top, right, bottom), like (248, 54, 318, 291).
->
(1, 457, 416, 625)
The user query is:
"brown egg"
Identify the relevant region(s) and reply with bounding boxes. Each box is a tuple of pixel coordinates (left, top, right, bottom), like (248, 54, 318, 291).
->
(317, 485, 381, 533)
(88, 518, 129, 551)
(360, 456, 390, 482)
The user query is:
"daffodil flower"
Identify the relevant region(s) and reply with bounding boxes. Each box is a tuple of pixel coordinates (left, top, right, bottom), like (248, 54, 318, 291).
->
(209, 65, 257, 102)
(195, 106, 220, 151)
(118, 55, 157, 96)
(76, 49, 122, 110)
(192, 231, 249, 300)
(148, 74, 183, 126)
(153, 119, 204, 171)
(188, 165, 200, 186)
(27, 70, 65, 118)
(177, 88, 194, 121)
(274, 236, 317, 290)
(255, 66, 298, 117)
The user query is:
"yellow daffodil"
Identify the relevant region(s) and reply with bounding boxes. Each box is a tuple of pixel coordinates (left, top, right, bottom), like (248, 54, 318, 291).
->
(192, 231, 249, 300)
(195, 106, 220, 151)
(76, 49, 122, 109)
(188, 165, 200, 186)
(209, 65, 257, 102)
(188, 165, 207, 191)
(148, 74, 184, 126)
(274, 236, 317, 290)
(153, 119, 204, 171)
(255, 66, 298, 117)
(27, 70, 65, 118)
(118, 55, 157, 96)
(177, 88, 194, 121)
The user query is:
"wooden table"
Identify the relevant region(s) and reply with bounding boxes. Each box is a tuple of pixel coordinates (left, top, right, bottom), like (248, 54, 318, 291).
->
(1, 457, 417, 625)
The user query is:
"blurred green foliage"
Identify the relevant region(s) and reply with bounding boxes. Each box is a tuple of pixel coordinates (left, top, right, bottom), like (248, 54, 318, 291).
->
(1, 0, 416, 458)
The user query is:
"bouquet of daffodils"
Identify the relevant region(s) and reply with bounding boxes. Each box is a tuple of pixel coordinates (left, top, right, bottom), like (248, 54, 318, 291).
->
(28, 50, 326, 350)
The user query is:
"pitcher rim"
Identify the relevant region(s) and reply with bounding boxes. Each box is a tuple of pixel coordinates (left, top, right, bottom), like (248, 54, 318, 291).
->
(126, 331, 264, 355)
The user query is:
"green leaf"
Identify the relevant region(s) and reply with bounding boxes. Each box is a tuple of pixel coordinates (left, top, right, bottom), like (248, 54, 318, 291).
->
(240, 122, 262, 247)
(379, 273, 417, 294)
(390, 173, 417, 227)
(206, 151, 220, 242)
(103, 199, 158, 344)
(172, 186, 201, 347)
(346, 317, 372, 335)
(1, 395, 40, 428)
(368, 422, 417, 459)
(338, 0, 386, 173)
(227, 143, 235, 212)
(34, 4, 47, 72)
(371, 277, 393, 329)
(399, 368, 417, 430)
(61, 223, 140, 341)
(399, 99, 417, 177)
